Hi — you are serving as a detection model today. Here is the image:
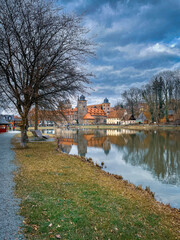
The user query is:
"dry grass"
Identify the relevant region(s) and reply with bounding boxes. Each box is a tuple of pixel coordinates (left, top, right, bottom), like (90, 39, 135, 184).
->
(13, 139, 180, 240)
(75, 124, 180, 131)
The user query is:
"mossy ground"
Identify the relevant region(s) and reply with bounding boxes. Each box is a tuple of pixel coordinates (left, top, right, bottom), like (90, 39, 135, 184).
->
(13, 139, 180, 240)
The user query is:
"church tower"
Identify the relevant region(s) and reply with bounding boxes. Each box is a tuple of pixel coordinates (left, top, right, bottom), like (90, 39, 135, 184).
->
(102, 98, 110, 115)
(77, 95, 87, 124)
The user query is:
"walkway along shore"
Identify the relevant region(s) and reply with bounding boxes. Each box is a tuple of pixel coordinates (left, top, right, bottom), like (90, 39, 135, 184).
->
(0, 132, 24, 240)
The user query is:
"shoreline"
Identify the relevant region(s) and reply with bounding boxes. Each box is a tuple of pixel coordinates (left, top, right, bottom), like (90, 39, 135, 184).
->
(70, 124, 180, 131)
(28, 124, 180, 131)
(26, 129, 180, 209)
(13, 137, 180, 239)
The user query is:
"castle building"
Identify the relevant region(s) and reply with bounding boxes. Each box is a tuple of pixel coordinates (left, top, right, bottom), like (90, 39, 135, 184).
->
(61, 95, 111, 125)
(28, 96, 111, 126)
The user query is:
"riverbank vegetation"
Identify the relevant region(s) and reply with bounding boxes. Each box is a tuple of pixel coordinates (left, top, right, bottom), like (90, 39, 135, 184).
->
(14, 139, 180, 239)
(120, 70, 180, 124)
(72, 124, 180, 131)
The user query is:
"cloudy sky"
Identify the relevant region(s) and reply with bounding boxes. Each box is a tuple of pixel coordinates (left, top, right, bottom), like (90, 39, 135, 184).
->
(59, 0, 180, 106)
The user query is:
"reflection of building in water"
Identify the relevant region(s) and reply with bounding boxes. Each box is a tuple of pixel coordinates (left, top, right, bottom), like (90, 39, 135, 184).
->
(55, 128, 77, 138)
(56, 129, 112, 156)
(83, 134, 111, 155)
(57, 129, 180, 186)
(107, 129, 122, 136)
(107, 129, 137, 135)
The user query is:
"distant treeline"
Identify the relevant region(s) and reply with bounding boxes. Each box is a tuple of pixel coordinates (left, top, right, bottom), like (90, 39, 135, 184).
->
(116, 70, 180, 123)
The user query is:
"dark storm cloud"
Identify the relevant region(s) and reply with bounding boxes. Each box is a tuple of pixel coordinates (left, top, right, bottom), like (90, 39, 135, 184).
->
(59, 0, 180, 105)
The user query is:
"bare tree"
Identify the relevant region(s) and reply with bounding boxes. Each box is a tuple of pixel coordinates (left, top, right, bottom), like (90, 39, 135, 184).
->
(142, 70, 180, 123)
(0, 0, 95, 146)
(151, 76, 164, 123)
(122, 88, 141, 116)
(114, 101, 124, 110)
(142, 84, 156, 122)
(171, 71, 180, 114)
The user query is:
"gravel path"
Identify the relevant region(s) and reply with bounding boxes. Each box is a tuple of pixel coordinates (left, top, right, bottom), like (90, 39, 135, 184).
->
(0, 132, 24, 240)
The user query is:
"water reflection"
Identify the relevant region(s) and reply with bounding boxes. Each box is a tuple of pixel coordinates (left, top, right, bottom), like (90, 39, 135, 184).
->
(56, 128, 113, 156)
(42, 129, 55, 134)
(56, 128, 180, 208)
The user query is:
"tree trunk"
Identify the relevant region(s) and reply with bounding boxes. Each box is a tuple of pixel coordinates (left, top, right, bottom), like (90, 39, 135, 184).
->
(20, 116, 28, 148)
(35, 101, 38, 130)
(165, 93, 169, 122)
(150, 106, 154, 123)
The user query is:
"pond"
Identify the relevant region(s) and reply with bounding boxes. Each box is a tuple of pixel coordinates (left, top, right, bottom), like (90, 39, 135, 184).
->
(55, 128, 180, 209)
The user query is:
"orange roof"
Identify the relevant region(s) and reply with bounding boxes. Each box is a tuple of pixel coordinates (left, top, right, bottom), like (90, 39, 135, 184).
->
(72, 108, 78, 112)
(87, 107, 106, 116)
(87, 136, 107, 148)
(83, 134, 94, 141)
(62, 109, 74, 115)
(14, 115, 21, 119)
(62, 107, 78, 115)
(87, 104, 102, 109)
(107, 109, 125, 119)
(83, 113, 95, 120)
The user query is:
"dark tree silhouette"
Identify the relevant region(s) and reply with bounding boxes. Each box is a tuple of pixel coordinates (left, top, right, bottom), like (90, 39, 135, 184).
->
(142, 70, 180, 123)
(0, 0, 95, 146)
(122, 88, 141, 116)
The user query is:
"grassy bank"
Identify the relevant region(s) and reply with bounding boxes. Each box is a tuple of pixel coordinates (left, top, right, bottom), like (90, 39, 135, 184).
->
(27, 125, 180, 132)
(14, 140, 180, 240)
(28, 126, 55, 130)
(73, 124, 180, 131)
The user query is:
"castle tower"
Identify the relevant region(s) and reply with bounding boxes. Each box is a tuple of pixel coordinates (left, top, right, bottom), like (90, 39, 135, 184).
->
(77, 95, 87, 124)
(102, 98, 110, 115)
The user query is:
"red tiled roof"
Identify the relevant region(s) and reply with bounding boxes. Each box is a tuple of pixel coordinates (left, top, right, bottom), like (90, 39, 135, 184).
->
(83, 134, 94, 141)
(87, 104, 102, 109)
(83, 113, 95, 120)
(14, 115, 21, 119)
(72, 108, 78, 112)
(87, 107, 106, 116)
(62, 109, 74, 115)
(107, 109, 125, 119)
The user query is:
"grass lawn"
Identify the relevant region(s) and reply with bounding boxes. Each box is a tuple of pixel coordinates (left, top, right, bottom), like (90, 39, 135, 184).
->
(75, 124, 180, 131)
(13, 139, 180, 240)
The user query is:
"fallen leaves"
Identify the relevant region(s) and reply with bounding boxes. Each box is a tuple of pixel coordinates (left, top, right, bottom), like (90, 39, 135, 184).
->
(32, 225, 38, 231)
(55, 234, 61, 239)
(14, 140, 180, 240)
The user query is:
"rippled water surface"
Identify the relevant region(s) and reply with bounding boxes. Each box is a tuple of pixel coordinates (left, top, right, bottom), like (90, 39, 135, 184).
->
(54, 128, 180, 208)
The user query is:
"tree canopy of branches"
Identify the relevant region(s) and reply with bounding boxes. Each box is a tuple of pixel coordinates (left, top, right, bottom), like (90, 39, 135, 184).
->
(122, 88, 141, 116)
(142, 70, 180, 123)
(120, 70, 180, 124)
(0, 0, 95, 146)
(114, 101, 124, 110)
